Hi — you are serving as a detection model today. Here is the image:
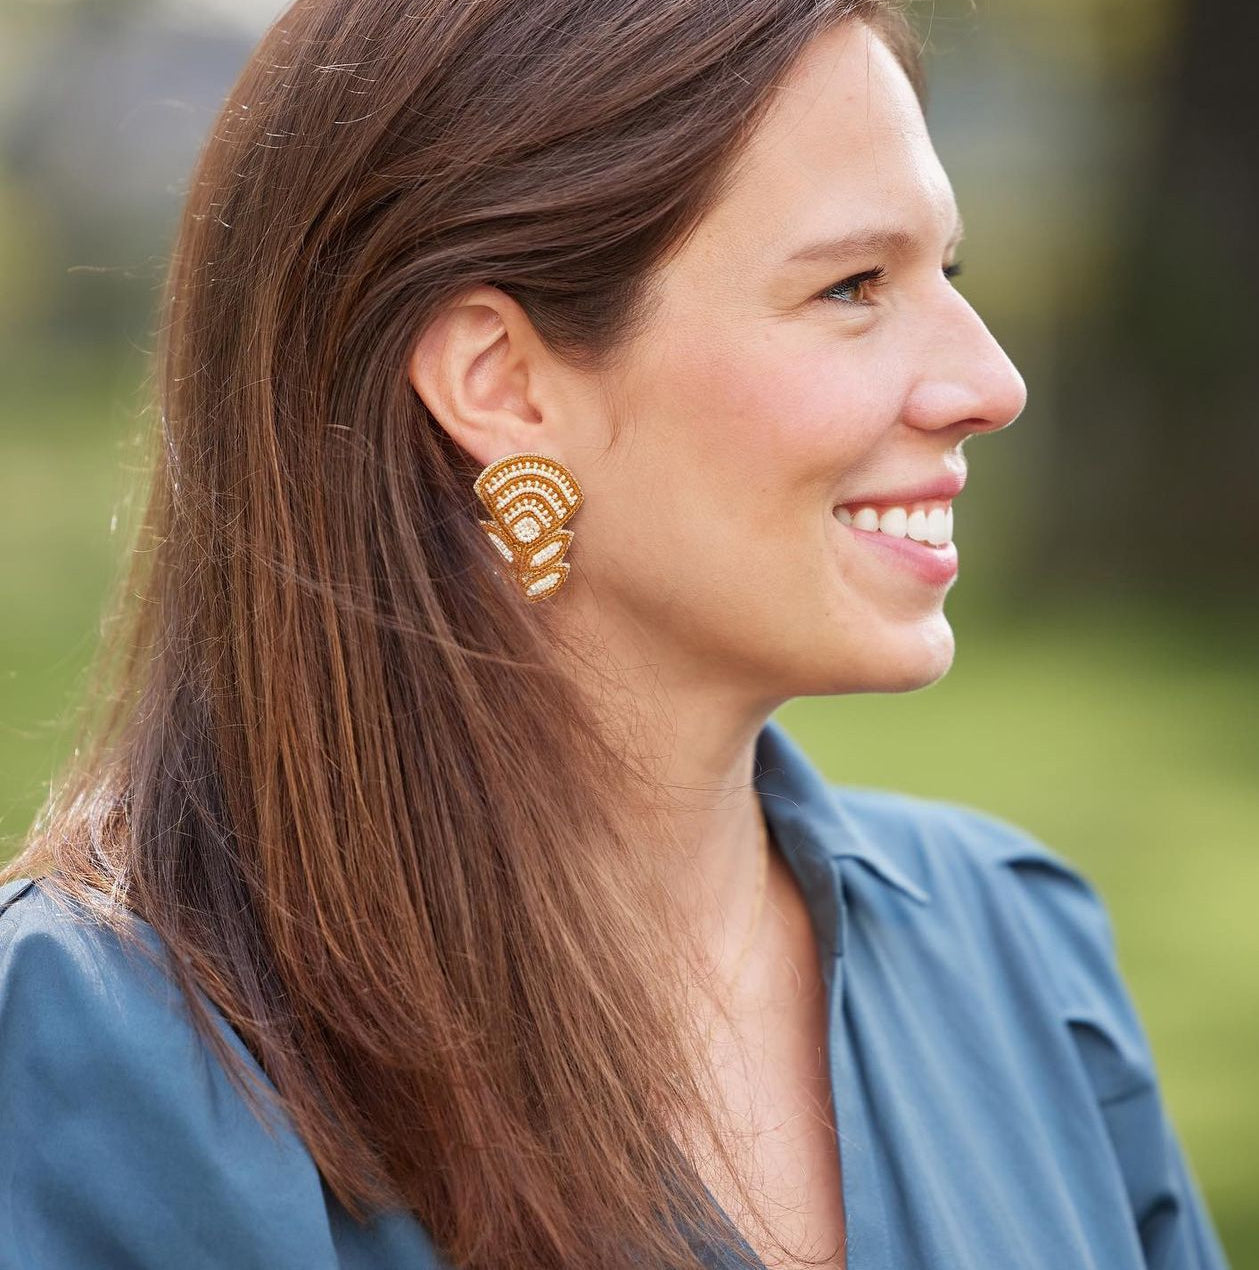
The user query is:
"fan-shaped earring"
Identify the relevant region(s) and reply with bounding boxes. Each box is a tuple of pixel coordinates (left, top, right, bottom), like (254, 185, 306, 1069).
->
(473, 451, 584, 602)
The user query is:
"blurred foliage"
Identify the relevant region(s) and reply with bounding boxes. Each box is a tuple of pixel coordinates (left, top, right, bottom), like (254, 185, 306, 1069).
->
(0, 0, 1254, 1263)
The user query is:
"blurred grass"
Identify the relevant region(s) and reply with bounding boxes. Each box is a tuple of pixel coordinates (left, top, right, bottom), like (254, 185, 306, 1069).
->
(2, 356, 1254, 1266)
(1, 352, 150, 835)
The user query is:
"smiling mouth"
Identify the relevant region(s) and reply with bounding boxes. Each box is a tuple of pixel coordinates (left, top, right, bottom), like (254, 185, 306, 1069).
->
(833, 499, 954, 549)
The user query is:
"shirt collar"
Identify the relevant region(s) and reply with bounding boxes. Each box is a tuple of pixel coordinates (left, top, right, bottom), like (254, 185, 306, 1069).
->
(753, 716, 932, 906)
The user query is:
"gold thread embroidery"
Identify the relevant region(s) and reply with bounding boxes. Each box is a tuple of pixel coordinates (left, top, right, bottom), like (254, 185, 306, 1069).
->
(474, 452, 584, 602)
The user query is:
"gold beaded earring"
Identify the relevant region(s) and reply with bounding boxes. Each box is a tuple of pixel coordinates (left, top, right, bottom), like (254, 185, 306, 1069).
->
(473, 451, 584, 602)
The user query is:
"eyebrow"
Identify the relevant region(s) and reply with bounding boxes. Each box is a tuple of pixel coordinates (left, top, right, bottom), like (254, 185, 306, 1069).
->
(784, 213, 966, 266)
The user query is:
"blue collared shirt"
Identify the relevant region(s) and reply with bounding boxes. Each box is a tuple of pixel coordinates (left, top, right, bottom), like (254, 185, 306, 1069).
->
(0, 718, 1231, 1269)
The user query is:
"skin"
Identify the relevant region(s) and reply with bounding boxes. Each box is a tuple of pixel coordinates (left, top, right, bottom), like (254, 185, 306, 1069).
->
(409, 20, 1027, 980)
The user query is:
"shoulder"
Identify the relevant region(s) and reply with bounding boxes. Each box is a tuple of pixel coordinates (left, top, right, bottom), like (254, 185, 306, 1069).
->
(0, 875, 228, 1081)
(829, 780, 1089, 884)
(2, 873, 170, 994)
(0, 876, 340, 1269)
(0, 876, 186, 1063)
(827, 785, 1156, 1099)
(829, 778, 1100, 914)
(823, 790, 1232, 1265)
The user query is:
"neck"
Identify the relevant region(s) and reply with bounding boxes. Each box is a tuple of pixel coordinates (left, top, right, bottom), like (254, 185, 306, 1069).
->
(556, 611, 784, 979)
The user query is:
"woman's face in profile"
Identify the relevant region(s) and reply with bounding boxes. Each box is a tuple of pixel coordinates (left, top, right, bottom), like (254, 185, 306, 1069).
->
(572, 20, 1027, 703)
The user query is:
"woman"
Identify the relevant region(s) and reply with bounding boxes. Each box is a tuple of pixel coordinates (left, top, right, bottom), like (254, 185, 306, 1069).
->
(0, 1, 1230, 1268)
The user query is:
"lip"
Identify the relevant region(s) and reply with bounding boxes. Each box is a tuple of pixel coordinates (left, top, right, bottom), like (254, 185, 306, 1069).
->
(836, 469, 966, 509)
(833, 513, 959, 586)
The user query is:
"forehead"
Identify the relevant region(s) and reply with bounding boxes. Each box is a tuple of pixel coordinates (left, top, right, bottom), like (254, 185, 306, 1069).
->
(695, 22, 957, 264)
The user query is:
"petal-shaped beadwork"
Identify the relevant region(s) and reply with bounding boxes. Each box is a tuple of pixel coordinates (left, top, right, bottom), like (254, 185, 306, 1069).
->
(474, 453, 583, 602)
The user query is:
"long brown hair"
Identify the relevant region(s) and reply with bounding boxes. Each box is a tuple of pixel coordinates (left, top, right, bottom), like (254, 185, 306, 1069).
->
(4, 2, 924, 1265)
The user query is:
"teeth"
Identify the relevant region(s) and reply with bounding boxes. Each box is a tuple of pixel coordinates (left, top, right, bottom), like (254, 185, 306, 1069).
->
(927, 506, 951, 546)
(835, 502, 954, 546)
(878, 507, 908, 538)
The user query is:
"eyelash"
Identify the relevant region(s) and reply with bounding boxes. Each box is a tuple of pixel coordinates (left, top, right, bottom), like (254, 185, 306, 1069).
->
(820, 261, 964, 305)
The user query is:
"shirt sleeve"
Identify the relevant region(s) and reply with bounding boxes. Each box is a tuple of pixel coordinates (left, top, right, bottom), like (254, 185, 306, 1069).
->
(995, 847, 1233, 1270)
(0, 879, 341, 1270)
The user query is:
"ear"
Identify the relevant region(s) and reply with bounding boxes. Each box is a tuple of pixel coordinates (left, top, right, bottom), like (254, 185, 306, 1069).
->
(408, 284, 564, 470)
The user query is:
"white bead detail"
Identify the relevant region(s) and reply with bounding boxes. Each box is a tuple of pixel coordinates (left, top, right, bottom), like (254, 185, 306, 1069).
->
(530, 539, 563, 566)
(511, 515, 543, 543)
(526, 570, 562, 596)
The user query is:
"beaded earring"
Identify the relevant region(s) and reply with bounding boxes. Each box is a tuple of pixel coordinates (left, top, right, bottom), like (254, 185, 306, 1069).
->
(473, 451, 584, 602)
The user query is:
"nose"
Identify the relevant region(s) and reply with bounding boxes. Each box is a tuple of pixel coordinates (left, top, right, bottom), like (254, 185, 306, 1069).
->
(901, 294, 1028, 438)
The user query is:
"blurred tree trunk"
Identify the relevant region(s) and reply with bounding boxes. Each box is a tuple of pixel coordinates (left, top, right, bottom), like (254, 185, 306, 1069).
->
(1045, 0, 1259, 601)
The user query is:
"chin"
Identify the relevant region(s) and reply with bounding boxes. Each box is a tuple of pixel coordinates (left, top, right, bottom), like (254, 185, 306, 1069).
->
(795, 613, 956, 696)
(873, 616, 956, 692)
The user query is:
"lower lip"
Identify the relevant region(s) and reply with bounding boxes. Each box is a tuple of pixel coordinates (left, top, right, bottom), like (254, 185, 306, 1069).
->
(833, 514, 959, 586)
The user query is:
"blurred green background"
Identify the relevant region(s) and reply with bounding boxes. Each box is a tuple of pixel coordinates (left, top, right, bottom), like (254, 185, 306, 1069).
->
(1, 0, 1255, 1260)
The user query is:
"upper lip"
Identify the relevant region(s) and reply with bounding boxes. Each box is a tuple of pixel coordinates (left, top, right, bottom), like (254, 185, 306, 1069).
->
(837, 468, 967, 508)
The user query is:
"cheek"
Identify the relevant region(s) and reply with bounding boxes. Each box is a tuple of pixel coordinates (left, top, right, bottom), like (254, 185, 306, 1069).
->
(659, 325, 890, 513)
(584, 311, 900, 616)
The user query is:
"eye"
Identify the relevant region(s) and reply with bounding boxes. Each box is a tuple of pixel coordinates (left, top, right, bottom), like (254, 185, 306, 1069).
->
(818, 259, 965, 306)
(818, 266, 888, 306)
